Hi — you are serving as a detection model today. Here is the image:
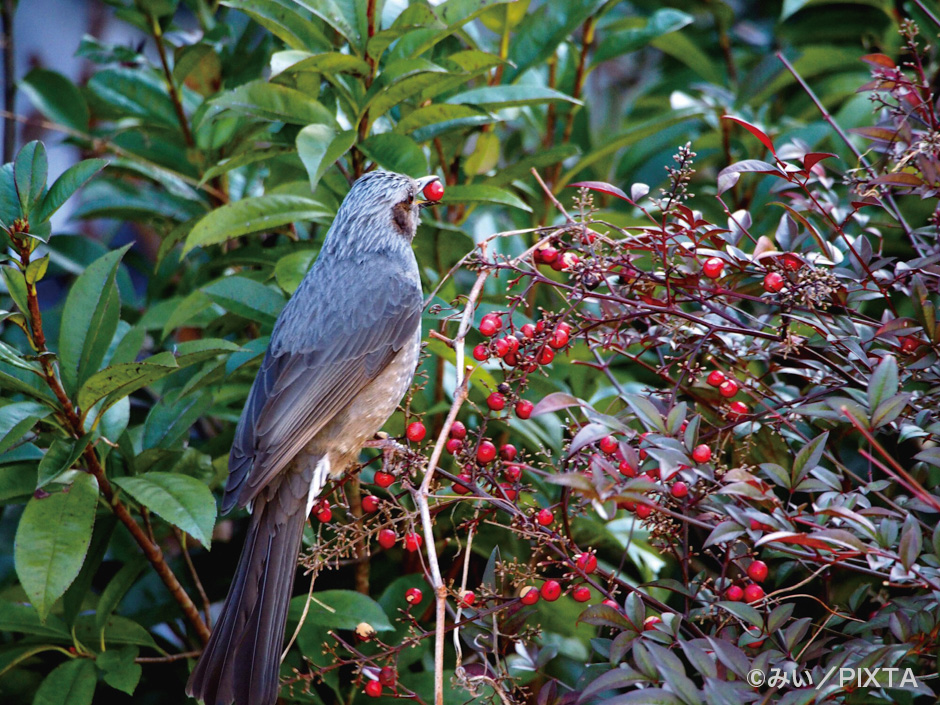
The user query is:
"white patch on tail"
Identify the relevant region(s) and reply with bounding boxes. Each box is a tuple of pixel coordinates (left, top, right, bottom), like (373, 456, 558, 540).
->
(305, 456, 330, 515)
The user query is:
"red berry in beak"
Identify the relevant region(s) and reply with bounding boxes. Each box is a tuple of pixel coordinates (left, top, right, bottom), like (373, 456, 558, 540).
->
(423, 179, 444, 202)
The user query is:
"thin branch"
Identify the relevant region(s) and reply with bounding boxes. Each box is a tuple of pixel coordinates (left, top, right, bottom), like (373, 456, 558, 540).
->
(0, 0, 14, 162)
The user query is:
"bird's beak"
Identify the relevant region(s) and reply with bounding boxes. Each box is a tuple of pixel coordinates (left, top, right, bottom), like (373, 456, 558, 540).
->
(415, 175, 442, 208)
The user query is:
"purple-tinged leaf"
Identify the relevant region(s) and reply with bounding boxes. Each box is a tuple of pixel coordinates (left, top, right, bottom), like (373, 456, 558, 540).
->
(569, 180, 633, 203)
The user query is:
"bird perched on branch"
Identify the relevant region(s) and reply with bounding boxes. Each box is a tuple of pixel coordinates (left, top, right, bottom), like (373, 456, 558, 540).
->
(187, 170, 443, 705)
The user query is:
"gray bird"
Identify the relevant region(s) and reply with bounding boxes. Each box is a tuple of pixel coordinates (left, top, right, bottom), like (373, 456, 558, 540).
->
(186, 171, 440, 705)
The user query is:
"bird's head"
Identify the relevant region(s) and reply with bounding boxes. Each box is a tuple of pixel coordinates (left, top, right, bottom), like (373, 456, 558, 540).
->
(326, 171, 443, 255)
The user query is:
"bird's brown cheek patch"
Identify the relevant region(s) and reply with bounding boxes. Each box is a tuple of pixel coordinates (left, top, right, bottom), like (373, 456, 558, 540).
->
(392, 203, 412, 234)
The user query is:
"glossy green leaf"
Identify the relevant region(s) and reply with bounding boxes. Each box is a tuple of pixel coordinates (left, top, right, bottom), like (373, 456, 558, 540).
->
(593, 8, 694, 64)
(77, 360, 178, 417)
(0, 601, 70, 639)
(32, 658, 96, 705)
(274, 249, 317, 295)
(441, 185, 531, 212)
(184, 195, 332, 254)
(0, 162, 20, 225)
(14, 473, 98, 620)
(447, 84, 583, 109)
(36, 436, 91, 489)
(1, 265, 30, 315)
(395, 104, 493, 136)
(271, 50, 370, 78)
(221, 0, 332, 51)
(14, 140, 47, 217)
(20, 68, 90, 132)
(97, 646, 142, 695)
(204, 80, 336, 126)
(296, 125, 356, 191)
(868, 354, 898, 411)
(291, 0, 359, 47)
(58, 245, 130, 394)
(289, 589, 393, 631)
(142, 391, 213, 450)
(359, 133, 428, 176)
(201, 276, 286, 325)
(87, 68, 178, 127)
(112, 472, 216, 547)
(37, 159, 108, 223)
(364, 60, 451, 119)
(0, 401, 52, 455)
(508, 0, 608, 80)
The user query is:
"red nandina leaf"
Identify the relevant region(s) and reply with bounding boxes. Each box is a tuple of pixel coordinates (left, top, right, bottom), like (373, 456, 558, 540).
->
(869, 173, 924, 187)
(722, 115, 776, 156)
(849, 126, 899, 143)
(861, 53, 896, 70)
(569, 181, 633, 203)
(756, 531, 833, 551)
(802, 152, 837, 172)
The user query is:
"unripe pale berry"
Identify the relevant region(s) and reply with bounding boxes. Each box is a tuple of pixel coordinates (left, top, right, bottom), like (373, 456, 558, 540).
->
(406, 421, 426, 442)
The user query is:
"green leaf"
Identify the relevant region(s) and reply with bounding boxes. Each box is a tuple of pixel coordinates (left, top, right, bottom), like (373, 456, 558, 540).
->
(95, 557, 146, 632)
(1, 265, 30, 314)
(143, 391, 213, 450)
(96, 646, 141, 695)
(36, 436, 91, 489)
(0, 162, 20, 225)
(25, 255, 50, 285)
(508, 0, 608, 80)
(296, 125, 356, 192)
(899, 515, 922, 572)
(87, 68, 178, 127)
(274, 249, 317, 295)
(221, 0, 332, 52)
(447, 84, 582, 109)
(14, 141, 47, 218)
(358, 133, 428, 177)
(113, 472, 216, 547)
(77, 360, 179, 417)
(32, 658, 96, 705)
(464, 132, 500, 176)
(271, 49, 370, 78)
(0, 601, 70, 639)
(14, 473, 98, 620)
(364, 60, 451, 119)
(395, 104, 494, 137)
(204, 80, 337, 126)
(20, 68, 90, 132)
(441, 185, 531, 212)
(868, 354, 898, 411)
(717, 601, 763, 628)
(593, 8, 694, 64)
(791, 431, 828, 485)
(37, 159, 108, 223)
(0, 401, 53, 455)
(624, 394, 667, 433)
(201, 276, 286, 325)
(289, 589, 393, 632)
(58, 245, 130, 394)
(184, 195, 332, 254)
(74, 613, 156, 648)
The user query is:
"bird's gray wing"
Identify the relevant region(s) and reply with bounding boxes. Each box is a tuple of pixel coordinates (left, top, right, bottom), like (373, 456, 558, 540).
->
(222, 259, 421, 513)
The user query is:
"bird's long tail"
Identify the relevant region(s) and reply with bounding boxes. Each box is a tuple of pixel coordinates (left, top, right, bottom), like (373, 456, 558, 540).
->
(186, 478, 309, 705)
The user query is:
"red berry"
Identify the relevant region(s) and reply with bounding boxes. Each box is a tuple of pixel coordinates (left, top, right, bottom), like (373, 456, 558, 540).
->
(486, 392, 506, 411)
(691, 444, 712, 463)
(378, 529, 396, 550)
(494, 338, 509, 357)
(540, 580, 561, 602)
(535, 245, 558, 264)
(572, 586, 591, 602)
(476, 440, 497, 463)
(703, 257, 724, 279)
(405, 587, 423, 605)
(728, 401, 749, 420)
(781, 253, 802, 270)
(520, 586, 539, 605)
(643, 615, 661, 631)
(617, 500, 637, 512)
(763, 271, 785, 292)
(515, 400, 534, 419)
(499, 482, 517, 501)
(406, 421, 426, 442)
(557, 321, 572, 335)
(747, 560, 769, 583)
(744, 626, 765, 648)
(472, 344, 488, 361)
(670, 481, 689, 499)
(459, 590, 475, 607)
(316, 505, 332, 522)
(725, 585, 744, 602)
(549, 328, 569, 349)
(900, 336, 921, 353)
(452, 473, 473, 495)
(499, 443, 517, 462)
(599, 435, 618, 455)
(503, 464, 522, 482)
(479, 314, 501, 337)
(362, 495, 380, 512)
(602, 599, 619, 609)
(449, 421, 467, 439)
(635, 503, 653, 519)
(446, 438, 463, 454)
(618, 459, 636, 477)
(404, 532, 423, 552)
(379, 666, 397, 687)
(706, 370, 726, 387)
(374, 471, 394, 488)
(521, 323, 536, 339)
(537, 346, 555, 365)
(364, 680, 382, 698)
(744, 583, 765, 603)
(536, 508, 554, 526)
(576, 552, 598, 574)
(719, 379, 739, 398)
(423, 179, 444, 202)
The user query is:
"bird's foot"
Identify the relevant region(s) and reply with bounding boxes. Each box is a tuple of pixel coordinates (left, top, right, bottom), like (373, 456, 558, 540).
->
(363, 432, 409, 470)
